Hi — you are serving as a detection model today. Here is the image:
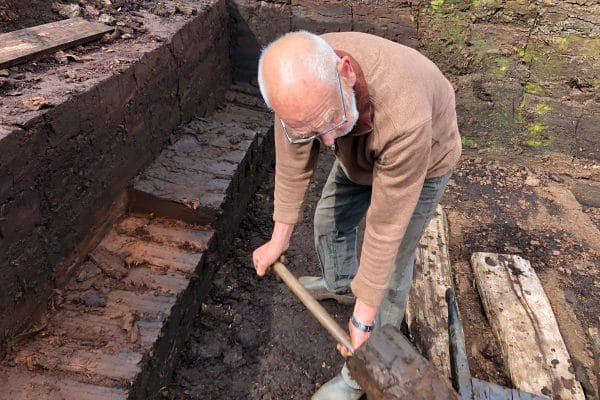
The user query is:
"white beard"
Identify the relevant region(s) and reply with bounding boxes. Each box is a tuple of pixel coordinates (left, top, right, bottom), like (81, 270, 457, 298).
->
(338, 88, 360, 138)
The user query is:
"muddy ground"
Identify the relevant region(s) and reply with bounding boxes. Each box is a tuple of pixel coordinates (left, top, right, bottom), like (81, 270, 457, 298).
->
(165, 145, 599, 399)
(165, 151, 349, 399)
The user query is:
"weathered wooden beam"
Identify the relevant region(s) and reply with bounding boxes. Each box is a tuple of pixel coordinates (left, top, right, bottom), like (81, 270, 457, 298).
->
(348, 325, 460, 400)
(471, 253, 585, 399)
(405, 205, 452, 377)
(471, 378, 546, 400)
(0, 18, 113, 69)
(589, 327, 600, 400)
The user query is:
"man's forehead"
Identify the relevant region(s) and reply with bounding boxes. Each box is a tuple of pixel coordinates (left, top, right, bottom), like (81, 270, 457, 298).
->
(274, 79, 337, 113)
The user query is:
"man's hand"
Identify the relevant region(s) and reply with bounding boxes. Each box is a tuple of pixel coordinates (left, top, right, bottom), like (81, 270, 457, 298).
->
(336, 298, 378, 357)
(252, 239, 288, 276)
(337, 320, 372, 358)
(252, 221, 294, 276)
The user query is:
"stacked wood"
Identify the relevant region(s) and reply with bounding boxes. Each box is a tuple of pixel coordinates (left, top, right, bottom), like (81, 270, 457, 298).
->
(471, 253, 585, 399)
(405, 205, 453, 378)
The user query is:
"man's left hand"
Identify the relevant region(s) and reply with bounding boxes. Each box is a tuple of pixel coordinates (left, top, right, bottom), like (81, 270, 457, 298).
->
(337, 320, 372, 358)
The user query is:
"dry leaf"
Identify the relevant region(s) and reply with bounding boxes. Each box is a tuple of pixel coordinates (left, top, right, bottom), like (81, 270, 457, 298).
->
(85, 4, 100, 17)
(51, 2, 82, 18)
(176, 3, 196, 16)
(22, 96, 52, 111)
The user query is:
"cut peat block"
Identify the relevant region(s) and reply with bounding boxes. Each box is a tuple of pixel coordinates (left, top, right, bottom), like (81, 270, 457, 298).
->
(406, 205, 453, 378)
(471, 253, 585, 399)
(0, 367, 128, 400)
(130, 87, 272, 234)
(0, 17, 113, 69)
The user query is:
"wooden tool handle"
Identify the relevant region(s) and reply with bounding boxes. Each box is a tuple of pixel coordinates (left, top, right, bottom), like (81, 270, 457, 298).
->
(272, 261, 354, 354)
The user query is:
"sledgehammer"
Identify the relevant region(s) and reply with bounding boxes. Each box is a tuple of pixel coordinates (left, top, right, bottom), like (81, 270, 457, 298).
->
(272, 260, 458, 399)
(272, 261, 354, 354)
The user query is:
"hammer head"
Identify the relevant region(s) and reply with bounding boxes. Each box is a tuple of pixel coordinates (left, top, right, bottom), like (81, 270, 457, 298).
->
(347, 325, 460, 400)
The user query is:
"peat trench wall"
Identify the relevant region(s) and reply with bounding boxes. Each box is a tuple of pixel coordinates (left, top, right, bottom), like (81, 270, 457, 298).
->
(0, 0, 232, 354)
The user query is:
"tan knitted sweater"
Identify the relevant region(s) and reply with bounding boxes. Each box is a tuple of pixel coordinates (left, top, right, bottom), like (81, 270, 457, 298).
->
(272, 32, 462, 307)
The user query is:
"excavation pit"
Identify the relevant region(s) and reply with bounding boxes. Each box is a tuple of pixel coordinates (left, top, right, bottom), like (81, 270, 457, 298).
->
(1, 1, 598, 399)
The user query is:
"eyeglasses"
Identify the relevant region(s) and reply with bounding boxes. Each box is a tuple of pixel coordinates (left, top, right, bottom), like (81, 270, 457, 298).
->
(279, 72, 347, 144)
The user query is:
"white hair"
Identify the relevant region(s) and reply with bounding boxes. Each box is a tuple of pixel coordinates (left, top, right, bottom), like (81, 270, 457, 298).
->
(257, 31, 340, 109)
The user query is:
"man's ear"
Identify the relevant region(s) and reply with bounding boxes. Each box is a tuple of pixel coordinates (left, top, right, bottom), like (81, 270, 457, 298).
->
(337, 56, 357, 87)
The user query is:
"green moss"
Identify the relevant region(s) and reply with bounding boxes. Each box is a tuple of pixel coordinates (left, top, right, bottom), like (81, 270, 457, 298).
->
(552, 36, 569, 51)
(524, 82, 545, 95)
(524, 138, 543, 147)
(496, 57, 510, 78)
(550, 35, 600, 57)
(517, 47, 535, 63)
(532, 103, 552, 115)
(523, 136, 554, 147)
(527, 122, 547, 134)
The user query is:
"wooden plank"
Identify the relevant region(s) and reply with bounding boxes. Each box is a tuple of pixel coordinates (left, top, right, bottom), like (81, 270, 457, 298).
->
(0, 18, 113, 68)
(471, 253, 585, 399)
(405, 205, 452, 377)
(347, 325, 460, 400)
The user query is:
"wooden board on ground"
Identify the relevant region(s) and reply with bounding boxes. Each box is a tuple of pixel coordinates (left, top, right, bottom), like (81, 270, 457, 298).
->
(0, 17, 113, 69)
(405, 205, 452, 378)
(471, 378, 546, 400)
(471, 252, 585, 399)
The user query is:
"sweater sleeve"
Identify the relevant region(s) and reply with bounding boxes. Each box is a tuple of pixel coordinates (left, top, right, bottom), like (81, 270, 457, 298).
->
(350, 119, 432, 306)
(272, 117, 321, 224)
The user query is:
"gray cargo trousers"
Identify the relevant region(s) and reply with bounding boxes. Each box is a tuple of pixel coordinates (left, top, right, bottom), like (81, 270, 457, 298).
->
(314, 159, 451, 329)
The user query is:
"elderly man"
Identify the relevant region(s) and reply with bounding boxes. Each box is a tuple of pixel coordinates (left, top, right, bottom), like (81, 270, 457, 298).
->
(252, 30, 461, 399)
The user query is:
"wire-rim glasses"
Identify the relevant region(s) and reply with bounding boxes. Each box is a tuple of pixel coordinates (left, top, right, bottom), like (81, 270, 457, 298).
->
(279, 72, 347, 144)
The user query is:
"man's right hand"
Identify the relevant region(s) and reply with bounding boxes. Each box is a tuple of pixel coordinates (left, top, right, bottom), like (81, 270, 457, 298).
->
(252, 221, 294, 276)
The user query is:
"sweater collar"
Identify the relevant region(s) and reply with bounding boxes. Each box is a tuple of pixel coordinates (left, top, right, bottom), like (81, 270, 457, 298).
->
(334, 49, 374, 136)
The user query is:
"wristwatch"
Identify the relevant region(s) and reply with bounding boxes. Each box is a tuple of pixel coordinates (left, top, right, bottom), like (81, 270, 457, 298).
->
(350, 315, 374, 333)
